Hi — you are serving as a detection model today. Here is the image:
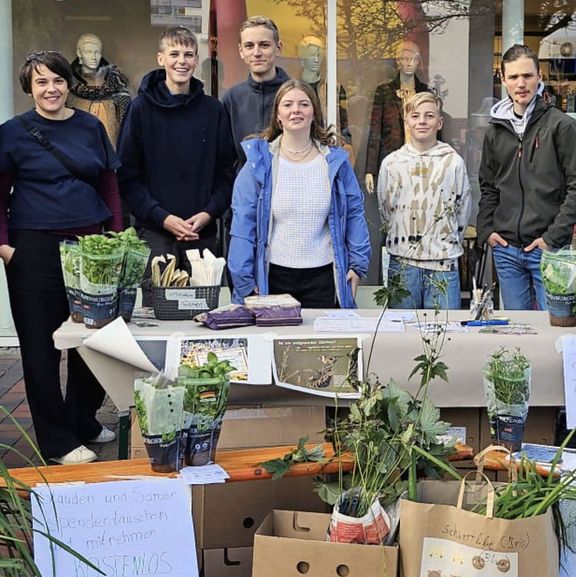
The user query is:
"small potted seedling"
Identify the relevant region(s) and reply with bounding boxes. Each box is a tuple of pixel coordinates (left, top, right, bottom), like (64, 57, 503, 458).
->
(483, 347, 531, 451)
(178, 352, 235, 466)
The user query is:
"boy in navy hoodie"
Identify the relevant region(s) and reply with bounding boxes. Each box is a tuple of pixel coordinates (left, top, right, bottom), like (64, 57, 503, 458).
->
(118, 26, 234, 305)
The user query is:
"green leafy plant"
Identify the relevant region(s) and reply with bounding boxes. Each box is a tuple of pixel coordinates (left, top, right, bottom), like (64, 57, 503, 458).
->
(109, 228, 151, 288)
(178, 353, 235, 431)
(484, 347, 531, 405)
(78, 234, 125, 287)
(540, 247, 576, 295)
(473, 430, 576, 551)
(260, 436, 325, 480)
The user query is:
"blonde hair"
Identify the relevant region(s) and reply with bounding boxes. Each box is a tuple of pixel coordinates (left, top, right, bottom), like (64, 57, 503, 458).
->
(404, 92, 443, 116)
(159, 26, 198, 52)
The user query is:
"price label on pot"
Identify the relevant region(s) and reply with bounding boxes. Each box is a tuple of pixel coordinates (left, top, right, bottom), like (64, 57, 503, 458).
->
(32, 478, 198, 577)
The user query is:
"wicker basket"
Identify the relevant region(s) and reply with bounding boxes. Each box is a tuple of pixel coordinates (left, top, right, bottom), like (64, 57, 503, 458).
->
(152, 285, 220, 320)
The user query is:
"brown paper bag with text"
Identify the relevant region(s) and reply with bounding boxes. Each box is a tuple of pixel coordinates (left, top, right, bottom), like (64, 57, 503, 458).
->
(399, 476, 559, 577)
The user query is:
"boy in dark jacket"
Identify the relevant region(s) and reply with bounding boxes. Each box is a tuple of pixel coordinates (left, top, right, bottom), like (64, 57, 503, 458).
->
(478, 44, 576, 310)
(117, 26, 234, 305)
(221, 15, 289, 170)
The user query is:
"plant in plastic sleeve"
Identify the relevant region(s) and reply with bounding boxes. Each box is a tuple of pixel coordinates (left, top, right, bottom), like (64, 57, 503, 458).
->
(541, 245, 576, 295)
(134, 373, 185, 472)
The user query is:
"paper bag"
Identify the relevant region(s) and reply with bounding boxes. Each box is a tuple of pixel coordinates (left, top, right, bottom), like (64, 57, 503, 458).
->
(399, 476, 559, 577)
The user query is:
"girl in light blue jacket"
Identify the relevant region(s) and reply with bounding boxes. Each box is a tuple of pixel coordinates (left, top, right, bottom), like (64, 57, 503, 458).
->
(228, 80, 370, 309)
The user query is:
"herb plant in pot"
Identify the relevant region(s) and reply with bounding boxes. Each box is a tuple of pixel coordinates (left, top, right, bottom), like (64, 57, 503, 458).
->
(177, 352, 235, 466)
(483, 347, 531, 451)
(111, 228, 151, 323)
(134, 373, 185, 472)
(540, 245, 576, 327)
(78, 233, 125, 329)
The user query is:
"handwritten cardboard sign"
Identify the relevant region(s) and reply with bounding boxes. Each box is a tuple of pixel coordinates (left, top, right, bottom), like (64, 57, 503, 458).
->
(32, 478, 197, 577)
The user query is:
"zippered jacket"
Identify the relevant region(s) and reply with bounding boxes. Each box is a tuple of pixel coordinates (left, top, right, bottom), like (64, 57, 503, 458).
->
(477, 96, 576, 248)
(221, 67, 290, 169)
(228, 138, 371, 308)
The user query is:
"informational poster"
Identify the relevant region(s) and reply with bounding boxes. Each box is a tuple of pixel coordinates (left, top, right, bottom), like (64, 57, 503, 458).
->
(165, 335, 272, 384)
(272, 336, 362, 398)
(150, 0, 207, 33)
(32, 479, 197, 577)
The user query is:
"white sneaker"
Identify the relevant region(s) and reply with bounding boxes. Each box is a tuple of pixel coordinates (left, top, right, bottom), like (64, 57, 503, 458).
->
(89, 426, 116, 443)
(52, 445, 97, 465)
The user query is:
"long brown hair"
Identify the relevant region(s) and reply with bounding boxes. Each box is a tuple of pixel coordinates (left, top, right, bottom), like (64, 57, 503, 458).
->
(259, 79, 342, 146)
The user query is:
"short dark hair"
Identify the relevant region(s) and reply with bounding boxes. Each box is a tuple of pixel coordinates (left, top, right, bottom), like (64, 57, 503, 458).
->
(159, 26, 198, 52)
(239, 15, 280, 45)
(501, 44, 539, 76)
(19, 51, 73, 94)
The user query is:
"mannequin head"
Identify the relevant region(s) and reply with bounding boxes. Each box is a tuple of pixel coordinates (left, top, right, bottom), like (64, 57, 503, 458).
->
(396, 40, 421, 78)
(298, 35, 324, 83)
(76, 33, 103, 76)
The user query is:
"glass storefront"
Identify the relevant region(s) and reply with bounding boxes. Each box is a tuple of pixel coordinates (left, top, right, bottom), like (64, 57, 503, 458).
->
(1, 0, 576, 333)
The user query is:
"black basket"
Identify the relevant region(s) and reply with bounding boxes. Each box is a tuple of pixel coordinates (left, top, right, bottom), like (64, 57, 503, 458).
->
(152, 285, 220, 320)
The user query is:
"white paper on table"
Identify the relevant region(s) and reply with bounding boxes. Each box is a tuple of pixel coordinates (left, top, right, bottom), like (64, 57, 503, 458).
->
(83, 317, 158, 373)
(179, 464, 230, 485)
(562, 335, 576, 429)
(313, 316, 405, 333)
(322, 310, 361, 319)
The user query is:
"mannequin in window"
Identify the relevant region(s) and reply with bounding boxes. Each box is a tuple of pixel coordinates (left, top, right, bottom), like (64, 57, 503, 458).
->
(298, 35, 351, 152)
(365, 40, 429, 194)
(68, 33, 131, 148)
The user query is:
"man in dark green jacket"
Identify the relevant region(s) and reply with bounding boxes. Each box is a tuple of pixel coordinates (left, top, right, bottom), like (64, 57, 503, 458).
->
(478, 44, 576, 310)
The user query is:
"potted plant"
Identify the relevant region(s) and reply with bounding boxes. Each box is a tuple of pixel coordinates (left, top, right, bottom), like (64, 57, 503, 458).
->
(111, 228, 151, 323)
(78, 233, 125, 329)
(540, 245, 576, 326)
(483, 347, 531, 451)
(134, 374, 185, 472)
(177, 352, 235, 466)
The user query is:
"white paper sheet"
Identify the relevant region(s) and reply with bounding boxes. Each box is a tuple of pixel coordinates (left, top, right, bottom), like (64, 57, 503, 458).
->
(313, 317, 405, 333)
(562, 335, 576, 428)
(179, 464, 230, 485)
(83, 317, 158, 373)
(32, 478, 197, 577)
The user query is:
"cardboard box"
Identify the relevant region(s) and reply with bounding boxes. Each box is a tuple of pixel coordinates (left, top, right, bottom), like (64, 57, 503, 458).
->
(480, 407, 559, 450)
(130, 404, 326, 458)
(193, 477, 329, 550)
(202, 548, 252, 577)
(253, 510, 398, 577)
(440, 408, 481, 453)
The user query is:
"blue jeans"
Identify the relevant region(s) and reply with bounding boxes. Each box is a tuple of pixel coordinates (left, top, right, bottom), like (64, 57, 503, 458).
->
(492, 244, 547, 310)
(388, 256, 461, 309)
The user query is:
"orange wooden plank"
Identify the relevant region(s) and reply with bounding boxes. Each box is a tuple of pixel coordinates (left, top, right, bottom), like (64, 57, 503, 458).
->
(5, 442, 472, 488)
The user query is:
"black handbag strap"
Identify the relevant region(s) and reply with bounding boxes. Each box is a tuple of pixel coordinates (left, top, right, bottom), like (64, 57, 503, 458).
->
(17, 115, 97, 189)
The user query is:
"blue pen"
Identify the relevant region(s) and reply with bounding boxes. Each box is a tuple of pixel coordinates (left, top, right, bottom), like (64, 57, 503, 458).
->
(462, 319, 510, 327)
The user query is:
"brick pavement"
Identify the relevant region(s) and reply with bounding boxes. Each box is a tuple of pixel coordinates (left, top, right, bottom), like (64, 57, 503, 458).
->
(0, 348, 119, 468)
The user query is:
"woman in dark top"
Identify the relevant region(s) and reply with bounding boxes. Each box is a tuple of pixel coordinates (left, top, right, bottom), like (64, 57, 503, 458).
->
(0, 51, 123, 465)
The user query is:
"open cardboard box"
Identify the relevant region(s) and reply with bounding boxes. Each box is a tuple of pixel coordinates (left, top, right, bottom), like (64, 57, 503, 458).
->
(131, 404, 326, 458)
(193, 477, 329, 550)
(253, 510, 398, 577)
